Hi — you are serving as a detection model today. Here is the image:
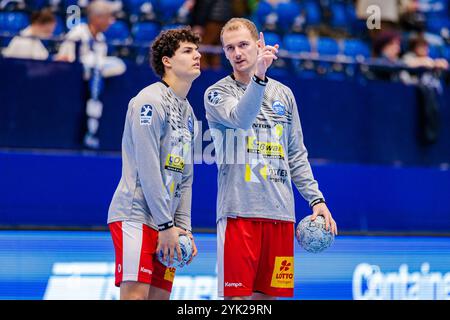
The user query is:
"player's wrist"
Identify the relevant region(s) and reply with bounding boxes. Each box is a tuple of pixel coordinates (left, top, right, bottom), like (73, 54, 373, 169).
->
(158, 221, 174, 231)
(252, 74, 268, 86)
(310, 198, 326, 209)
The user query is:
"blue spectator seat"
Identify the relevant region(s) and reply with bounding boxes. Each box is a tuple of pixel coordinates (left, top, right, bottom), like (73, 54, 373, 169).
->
(316, 37, 339, 56)
(132, 21, 160, 43)
(0, 11, 29, 34)
(428, 44, 443, 58)
(156, 0, 184, 23)
(426, 17, 450, 35)
(304, 0, 321, 26)
(254, 0, 274, 27)
(443, 45, 450, 61)
(263, 31, 281, 46)
(275, 1, 301, 32)
(284, 33, 311, 53)
(283, 33, 314, 78)
(122, 0, 154, 15)
(104, 20, 130, 42)
(330, 3, 347, 28)
(53, 15, 65, 36)
(343, 39, 371, 59)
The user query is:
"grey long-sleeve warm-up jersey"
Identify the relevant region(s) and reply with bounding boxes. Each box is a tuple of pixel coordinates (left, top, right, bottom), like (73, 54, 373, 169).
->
(108, 81, 196, 231)
(204, 75, 324, 223)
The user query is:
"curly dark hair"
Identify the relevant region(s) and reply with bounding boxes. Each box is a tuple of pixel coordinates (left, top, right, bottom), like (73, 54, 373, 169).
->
(150, 27, 201, 78)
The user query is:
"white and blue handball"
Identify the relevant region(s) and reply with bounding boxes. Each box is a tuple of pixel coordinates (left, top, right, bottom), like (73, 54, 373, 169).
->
(158, 234, 193, 268)
(296, 215, 334, 253)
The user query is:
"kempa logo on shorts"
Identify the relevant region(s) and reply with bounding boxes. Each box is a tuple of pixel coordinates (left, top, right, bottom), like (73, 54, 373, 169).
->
(247, 137, 285, 159)
(117, 264, 122, 273)
(225, 282, 243, 288)
(164, 154, 185, 173)
(271, 257, 294, 288)
(140, 267, 152, 275)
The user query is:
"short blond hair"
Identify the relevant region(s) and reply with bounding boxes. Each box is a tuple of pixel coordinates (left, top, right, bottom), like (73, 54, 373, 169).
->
(87, 0, 116, 17)
(220, 18, 258, 44)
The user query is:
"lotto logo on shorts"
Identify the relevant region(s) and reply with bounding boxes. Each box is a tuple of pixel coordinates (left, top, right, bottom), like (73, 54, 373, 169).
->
(164, 154, 185, 173)
(270, 257, 294, 288)
(164, 267, 176, 282)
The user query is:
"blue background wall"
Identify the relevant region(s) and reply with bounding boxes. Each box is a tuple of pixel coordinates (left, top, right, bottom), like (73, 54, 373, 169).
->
(0, 151, 449, 232)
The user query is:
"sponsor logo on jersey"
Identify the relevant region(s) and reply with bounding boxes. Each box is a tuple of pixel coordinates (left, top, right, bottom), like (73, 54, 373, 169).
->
(174, 183, 182, 198)
(247, 137, 285, 159)
(207, 90, 223, 105)
(245, 163, 288, 184)
(271, 257, 294, 288)
(274, 123, 284, 139)
(140, 104, 153, 125)
(164, 154, 185, 173)
(164, 267, 176, 282)
(252, 123, 272, 129)
(272, 101, 286, 116)
(245, 163, 267, 183)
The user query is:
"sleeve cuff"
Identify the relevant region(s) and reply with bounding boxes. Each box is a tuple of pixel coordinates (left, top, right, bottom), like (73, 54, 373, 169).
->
(252, 75, 268, 86)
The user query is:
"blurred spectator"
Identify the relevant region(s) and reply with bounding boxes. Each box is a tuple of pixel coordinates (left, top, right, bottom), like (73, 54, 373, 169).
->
(400, 34, 444, 145)
(403, 35, 449, 69)
(370, 30, 406, 81)
(176, 0, 196, 24)
(373, 30, 402, 62)
(399, 0, 427, 32)
(56, 0, 125, 78)
(2, 8, 56, 60)
(191, 0, 237, 70)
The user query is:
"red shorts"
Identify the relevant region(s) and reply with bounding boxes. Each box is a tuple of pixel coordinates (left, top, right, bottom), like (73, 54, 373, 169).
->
(217, 216, 295, 297)
(109, 221, 176, 292)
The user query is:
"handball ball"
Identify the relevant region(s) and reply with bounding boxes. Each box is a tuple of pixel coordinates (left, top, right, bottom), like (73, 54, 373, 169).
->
(158, 234, 193, 268)
(296, 215, 334, 253)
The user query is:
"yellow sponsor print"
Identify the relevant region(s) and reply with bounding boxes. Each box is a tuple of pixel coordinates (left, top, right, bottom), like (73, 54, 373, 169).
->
(164, 267, 176, 282)
(247, 137, 285, 159)
(170, 180, 175, 195)
(245, 164, 267, 182)
(271, 256, 294, 288)
(164, 154, 185, 173)
(274, 124, 283, 139)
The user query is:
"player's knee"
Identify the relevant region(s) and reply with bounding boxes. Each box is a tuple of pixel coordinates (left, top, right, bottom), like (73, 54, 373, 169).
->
(121, 292, 148, 300)
(120, 281, 150, 300)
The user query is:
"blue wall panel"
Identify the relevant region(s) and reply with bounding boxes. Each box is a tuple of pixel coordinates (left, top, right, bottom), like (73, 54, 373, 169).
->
(0, 151, 449, 232)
